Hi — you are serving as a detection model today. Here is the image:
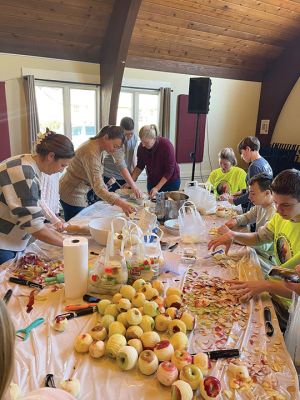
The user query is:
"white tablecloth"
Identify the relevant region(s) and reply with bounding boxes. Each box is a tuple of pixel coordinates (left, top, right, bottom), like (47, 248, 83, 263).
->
(1, 203, 299, 400)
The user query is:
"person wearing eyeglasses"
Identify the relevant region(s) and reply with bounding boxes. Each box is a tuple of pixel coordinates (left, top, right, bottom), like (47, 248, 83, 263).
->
(59, 125, 136, 221)
(130, 124, 180, 198)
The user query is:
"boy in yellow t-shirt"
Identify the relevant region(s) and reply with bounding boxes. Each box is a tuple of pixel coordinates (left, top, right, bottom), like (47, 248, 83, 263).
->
(208, 169, 300, 331)
(207, 147, 246, 197)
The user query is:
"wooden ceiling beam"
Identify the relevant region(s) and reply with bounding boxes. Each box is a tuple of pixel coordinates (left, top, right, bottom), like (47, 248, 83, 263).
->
(126, 55, 263, 81)
(255, 34, 300, 145)
(100, 0, 142, 125)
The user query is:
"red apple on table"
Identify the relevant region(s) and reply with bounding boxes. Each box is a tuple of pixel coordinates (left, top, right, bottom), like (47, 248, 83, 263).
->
(199, 376, 221, 400)
(157, 361, 179, 386)
(154, 340, 174, 361)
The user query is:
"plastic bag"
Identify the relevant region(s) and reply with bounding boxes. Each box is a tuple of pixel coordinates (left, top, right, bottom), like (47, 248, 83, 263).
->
(88, 218, 128, 294)
(184, 181, 216, 214)
(285, 293, 300, 367)
(178, 201, 207, 244)
(125, 222, 164, 283)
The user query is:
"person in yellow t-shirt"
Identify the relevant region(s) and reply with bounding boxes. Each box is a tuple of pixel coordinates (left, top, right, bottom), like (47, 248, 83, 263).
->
(208, 169, 300, 331)
(207, 148, 246, 197)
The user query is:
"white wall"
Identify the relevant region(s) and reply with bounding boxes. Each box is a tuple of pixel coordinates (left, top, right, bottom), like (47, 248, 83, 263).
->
(1, 53, 262, 184)
(272, 77, 300, 145)
(123, 68, 261, 180)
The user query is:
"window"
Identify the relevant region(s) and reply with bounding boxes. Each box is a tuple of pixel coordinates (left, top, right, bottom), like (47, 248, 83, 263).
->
(35, 81, 100, 149)
(117, 88, 160, 133)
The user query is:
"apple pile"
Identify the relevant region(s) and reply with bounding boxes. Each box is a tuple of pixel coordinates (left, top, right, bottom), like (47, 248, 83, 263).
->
(73, 278, 221, 399)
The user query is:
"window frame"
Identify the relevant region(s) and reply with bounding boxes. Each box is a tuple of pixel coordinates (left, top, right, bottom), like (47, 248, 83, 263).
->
(35, 80, 101, 140)
(119, 86, 160, 131)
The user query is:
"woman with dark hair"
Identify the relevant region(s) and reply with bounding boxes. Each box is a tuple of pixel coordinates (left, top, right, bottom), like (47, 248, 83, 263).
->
(207, 147, 247, 197)
(59, 125, 135, 221)
(0, 130, 75, 264)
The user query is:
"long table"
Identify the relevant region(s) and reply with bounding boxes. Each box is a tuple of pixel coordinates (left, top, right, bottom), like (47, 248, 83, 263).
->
(1, 202, 299, 400)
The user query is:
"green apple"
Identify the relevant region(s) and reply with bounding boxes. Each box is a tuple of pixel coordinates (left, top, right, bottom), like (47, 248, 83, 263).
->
(97, 299, 111, 315)
(180, 364, 203, 390)
(139, 315, 155, 332)
(117, 345, 138, 370)
(108, 321, 126, 337)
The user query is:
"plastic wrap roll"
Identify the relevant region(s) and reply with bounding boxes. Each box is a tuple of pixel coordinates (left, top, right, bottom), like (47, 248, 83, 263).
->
(63, 236, 88, 299)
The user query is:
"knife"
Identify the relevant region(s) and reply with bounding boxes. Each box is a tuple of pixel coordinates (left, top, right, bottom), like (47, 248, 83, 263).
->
(3, 289, 13, 304)
(264, 306, 274, 337)
(9, 277, 43, 290)
(191, 349, 240, 359)
(55, 306, 98, 320)
(203, 249, 224, 259)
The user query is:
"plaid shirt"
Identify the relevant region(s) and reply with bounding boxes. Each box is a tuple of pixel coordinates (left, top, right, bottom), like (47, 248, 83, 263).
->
(0, 154, 45, 251)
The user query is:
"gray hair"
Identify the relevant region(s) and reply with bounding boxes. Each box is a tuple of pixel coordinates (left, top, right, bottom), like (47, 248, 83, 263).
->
(218, 147, 237, 166)
(139, 124, 159, 140)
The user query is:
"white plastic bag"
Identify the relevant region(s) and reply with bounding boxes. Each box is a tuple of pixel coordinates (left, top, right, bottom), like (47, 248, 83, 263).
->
(184, 181, 216, 214)
(88, 218, 128, 294)
(285, 293, 300, 367)
(178, 201, 206, 243)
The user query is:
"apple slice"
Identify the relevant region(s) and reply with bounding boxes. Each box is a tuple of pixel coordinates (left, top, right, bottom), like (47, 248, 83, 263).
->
(171, 380, 193, 400)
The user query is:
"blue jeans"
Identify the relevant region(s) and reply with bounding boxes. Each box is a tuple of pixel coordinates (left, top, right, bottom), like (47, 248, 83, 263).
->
(0, 249, 17, 265)
(147, 178, 181, 193)
(60, 200, 85, 222)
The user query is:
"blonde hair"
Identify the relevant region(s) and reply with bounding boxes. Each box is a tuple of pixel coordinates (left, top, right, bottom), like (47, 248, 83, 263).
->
(0, 300, 15, 399)
(139, 124, 159, 140)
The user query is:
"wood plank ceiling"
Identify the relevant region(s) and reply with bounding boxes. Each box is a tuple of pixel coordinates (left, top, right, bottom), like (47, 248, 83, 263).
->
(1, 0, 300, 81)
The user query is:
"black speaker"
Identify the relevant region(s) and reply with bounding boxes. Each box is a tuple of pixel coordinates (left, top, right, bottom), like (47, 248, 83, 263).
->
(188, 77, 212, 114)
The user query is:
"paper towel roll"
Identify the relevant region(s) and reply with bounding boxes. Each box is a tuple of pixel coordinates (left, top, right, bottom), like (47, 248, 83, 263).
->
(63, 236, 88, 300)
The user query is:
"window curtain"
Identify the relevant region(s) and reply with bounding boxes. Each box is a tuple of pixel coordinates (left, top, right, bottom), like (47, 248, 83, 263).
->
(0, 81, 11, 161)
(159, 87, 171, 139)
(23, 75, 40, 152)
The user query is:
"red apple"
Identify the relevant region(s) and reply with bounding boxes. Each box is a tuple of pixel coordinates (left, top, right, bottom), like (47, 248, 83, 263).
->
(157, 361, 178, 386)
(200, 376, 221, 399)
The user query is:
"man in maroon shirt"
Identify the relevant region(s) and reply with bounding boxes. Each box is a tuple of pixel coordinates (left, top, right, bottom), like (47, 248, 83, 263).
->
(131, 124, 180, 198)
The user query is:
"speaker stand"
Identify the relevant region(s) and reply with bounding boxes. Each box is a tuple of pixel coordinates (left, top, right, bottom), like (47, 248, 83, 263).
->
(190, 113, 201, 181)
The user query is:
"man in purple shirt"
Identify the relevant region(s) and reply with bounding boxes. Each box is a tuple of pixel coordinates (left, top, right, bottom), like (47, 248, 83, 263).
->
(131, 124, 180, 198)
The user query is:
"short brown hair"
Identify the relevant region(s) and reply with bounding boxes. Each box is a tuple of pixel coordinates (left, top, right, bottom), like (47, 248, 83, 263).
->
(35, 129, 75, 159)
(271, 169, 300, 201)
(238, 136, 260, 154)
(120, 117, 134, 131)
(218, 148, 237, 166)
(249, 173, 272, 192)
